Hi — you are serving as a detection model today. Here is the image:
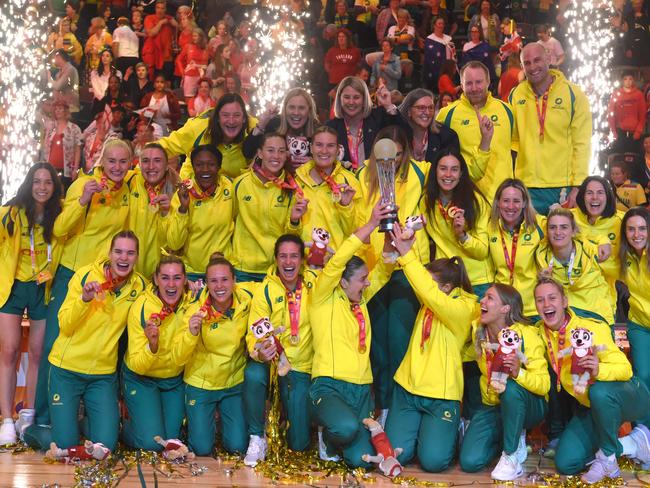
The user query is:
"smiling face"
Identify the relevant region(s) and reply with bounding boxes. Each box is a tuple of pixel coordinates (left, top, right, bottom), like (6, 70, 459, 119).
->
(479, 286, 509, 325)
(276, 241, 303, 289)
(433, 18, 445, 35)
(285, 94, 310, 131)
(535, 282, 568, 330)
(206, 263, 234, 308)
(197, 80, 210, 97)
(521, 43, 550, 85)
(498, 186, 525, 227)
(102, 146, 130, 184)
(140, 147, 167, 185)
(109, 237, 138, 278)
(32, 168, 54, 206)
(409, 96, 435, 130)
(436, 155, 461, 194)
(461, 66, 488, 106)
(258, 136, 287, 176)
(625, 215, 648, 254)
(547, 215, 575, 252)
(154, 262, 186, 306)
(340, 85, 364, 119)
(469, 26, 481, 42)
(341, 264, 370, 303)
(584, 180, 607, 219)
(218, 101, 244, 142)
(609, 165, 626, 186)
(192, 149, 220, 190)
(311, 131, 338, 169)
(53, 104, 68, 120)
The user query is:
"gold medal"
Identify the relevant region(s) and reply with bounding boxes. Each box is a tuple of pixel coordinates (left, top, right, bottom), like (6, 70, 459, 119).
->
(358, 344, 366, 353)
(148, 203, 159, 213)
(290, 334, 300, 345)
(36, 269, 53, 284)
(331, 191, 341, 203)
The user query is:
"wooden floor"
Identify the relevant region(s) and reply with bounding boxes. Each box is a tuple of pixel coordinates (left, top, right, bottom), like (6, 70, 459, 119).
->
(1, 450, 649, 487)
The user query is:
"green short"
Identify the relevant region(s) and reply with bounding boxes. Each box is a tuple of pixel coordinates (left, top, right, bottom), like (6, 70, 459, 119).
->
(0, 279, 47, 320)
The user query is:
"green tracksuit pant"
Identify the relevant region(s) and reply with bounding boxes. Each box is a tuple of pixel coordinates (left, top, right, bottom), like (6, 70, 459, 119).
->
(627, 321, 650, 427)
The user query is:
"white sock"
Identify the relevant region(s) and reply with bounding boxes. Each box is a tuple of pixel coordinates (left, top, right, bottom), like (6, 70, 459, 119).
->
(1, 418, 13, 425)
(620, 435, 637, 458)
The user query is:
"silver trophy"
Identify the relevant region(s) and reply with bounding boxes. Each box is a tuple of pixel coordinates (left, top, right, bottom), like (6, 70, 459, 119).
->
(373, 138, 398, 233)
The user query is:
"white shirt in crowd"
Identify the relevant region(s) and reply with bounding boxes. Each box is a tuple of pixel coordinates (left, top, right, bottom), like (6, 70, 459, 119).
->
(112, 25, 140, 59)
(537, 37, 564, 66)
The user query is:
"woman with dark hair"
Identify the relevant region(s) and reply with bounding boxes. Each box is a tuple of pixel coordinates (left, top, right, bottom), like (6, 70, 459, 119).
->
(176, 27, 210, 104)
(140, 74, 181, 136)
(423, 17, 455, 92)
(384, 227, 479, 473)
(89, 48, 122, 101)
(324, 29, 362, 90)
(172, 256, 250, 456)
(92, 74, 128, 117)
(437, 59, 461, 98)
(230, 133, 307, 282)
(0, 163, 63, 445)
(121, 255, 190, 451)
(459, 25, 496, 85)
(187, 78, 216, 118)
(245, 88, 320, 173)
(460, 284, 548, 481)
(356, 125, 431, 419)
(369, 39, 402, 92)
(167, 145, 234, 281)
(308, 201, 395, 466)
(158, 92, 257, 180)
(488, 179, 544, 320)
(44, 231, 146, 452)
(326, 76, 399, 171)
(398, 88, 459, 163)
(468, 0, 501, 51)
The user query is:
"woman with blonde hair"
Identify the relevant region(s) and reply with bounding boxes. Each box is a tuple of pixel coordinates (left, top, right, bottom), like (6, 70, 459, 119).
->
(175, 28, 210, 103)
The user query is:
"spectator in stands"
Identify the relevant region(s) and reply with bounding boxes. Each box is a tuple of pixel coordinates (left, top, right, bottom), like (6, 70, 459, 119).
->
(386, 9, 415, 61)
(188, 78, 216, 117)
(84, 17, 113, 74)
(47, 18, 83, 67)
(140, 74, 181, 135)
(142, 0, 178, 81)
(640, 134, 650, 197)
(536, 24, 565, 68)
(112, 17, 140, 75)
(418, 0, 458, 38)
(498, 53, 523, 101)
(101, 4, 117, 32)
(90, 48, 122, 101)
(352, 0, 379, 49)
(460, 25, 496, 86)
(437, 59, 461, 98)
(376, 0, 400, 43)
(206, 43, 233, 88)
(468, 0, 501, 52)
(370, 39, 402, 91)
(175, 5, 197, 63)
(176, 28, 210, 103)
(63, 0, 79, 34)
(623, 0, 650, 67)
(608, 71, 647, 155)
(49, 49, 80, 113)
(124, 62, 154, 108)
(207, 20, 231, 57)
(40, 101, 82, 188)
(609, 157, 647, 211)
(510, 43, 591, 214)
(324, 29, 362, 91)
(498, 18, 521, 75)
(131, 8, 146, 51)
(423, 17, 456, 93)
(92, 74, 127, 116)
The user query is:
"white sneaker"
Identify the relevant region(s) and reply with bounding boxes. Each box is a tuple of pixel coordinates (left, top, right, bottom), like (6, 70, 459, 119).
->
(543, 437, 559, 458)
(515, 430, 528, 465)
(0, 420, 17, 445)
(629, 424, 650, 466)
(15, 409, 34, 440)
(243, 435, 267, 467)
(581, 449, 620, 484)
(491, 451, 523, 481)
(377, 409, 388, 429)
(317, 428, 340, 462)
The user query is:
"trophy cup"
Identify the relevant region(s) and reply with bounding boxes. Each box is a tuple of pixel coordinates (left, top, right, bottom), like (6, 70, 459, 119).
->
(373, 138, 398, 233)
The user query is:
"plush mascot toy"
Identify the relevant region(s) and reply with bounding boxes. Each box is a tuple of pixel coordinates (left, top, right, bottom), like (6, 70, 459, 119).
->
(559, 327, 603, 395)
(484, 327, 528, 393)
(383, 214, 426, 263)
(153, 436, 196, 461)
(305, 227, 335, 269)
(361, 418, 403, 477)
(45, 440, 110, 462)
(250, 317, 292, 376)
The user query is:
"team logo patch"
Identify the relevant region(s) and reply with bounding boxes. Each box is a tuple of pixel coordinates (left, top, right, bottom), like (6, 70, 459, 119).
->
(555, 98, 562, 105)
(244, 195, 252, 201)
(524, 233, 532, 241)
(490, 115, 498, 122)
(224, 189, 230, 197)
(188, 399, 196, 406)
(461, 119, 470, 126)
(277, 195, 285, 203)
(491, 237, 498, 243)
(608, 233, 615, 241)
(52, 394, 60, 402)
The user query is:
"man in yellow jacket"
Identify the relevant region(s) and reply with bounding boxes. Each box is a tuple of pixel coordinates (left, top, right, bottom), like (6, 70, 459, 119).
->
(436, 60, 515, 200)
(509, 43, 592, 215)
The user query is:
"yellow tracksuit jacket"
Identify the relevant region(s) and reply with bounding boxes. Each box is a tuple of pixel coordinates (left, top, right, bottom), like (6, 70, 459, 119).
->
(474, 321, 550, 406)
(124, 286, 195, 378)
(246, 268, 319, 374)
(535, 238, 614, 325)
(230, 169, 302, 274)
(166, 175, 234, 275)
(355, 159, 431, 269)
(54, 169, 130, 271)
(172, 285, 253, 390)
(126, 171, 171, 278)
(295, 160, 361, 251)
(538, 312, 632, 407)
(424, 195, 494, 287)
(156, 110, 257, 179)
(509, 70, 592, 189)
(620, 250, 650, 328)
(309, 234, 393, 384)
(436, 93, 514, 199)
(394, 250, 480, 400)
(488, 215, 545, 317)
(49, 259, 147, 375)
(0, 206, 63, 306)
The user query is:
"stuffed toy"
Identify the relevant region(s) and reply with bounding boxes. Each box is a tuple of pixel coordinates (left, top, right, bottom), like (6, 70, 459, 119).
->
(153, 436, 196, 461)
(558, 327, 603, 395)
(361, 418, 403, 478)
(250, 317, 291, 376)
(305, 227, 335, 269)
(45, 440, 110, 462)
(287, 135, 311, 166)
(484, 327, 528, 393)
(383, 214, 426, 263)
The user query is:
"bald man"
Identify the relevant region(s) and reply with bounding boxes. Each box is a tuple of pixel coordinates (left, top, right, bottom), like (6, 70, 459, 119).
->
(508, 43, 592, 214)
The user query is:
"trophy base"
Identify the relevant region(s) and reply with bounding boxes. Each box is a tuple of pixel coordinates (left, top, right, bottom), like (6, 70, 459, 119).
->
(379, 218, 396, 233)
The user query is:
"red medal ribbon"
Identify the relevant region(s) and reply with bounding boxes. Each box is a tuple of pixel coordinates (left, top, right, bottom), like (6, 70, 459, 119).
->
(543, 314, 570, 392)
(420, 308, 434, 350)
(499, 227, 519, 285)
(144, 181, 164, 205)
(149, 304, 173, 326)
(99, 175, 123, 205)
(534, 78, 554, 141)
(316, 167, 341, 198)
(485, 348, 495, 384)
(185, 179, 217, 200)
(199, 295, 227, 321)
(286, 280, 302, 341)
(437, 199, 452, 222)
(350, 303, 367, 353)
(100, 266, 126, 292)
(255, 165, 305, 198)
(345, 120, 363, 170)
